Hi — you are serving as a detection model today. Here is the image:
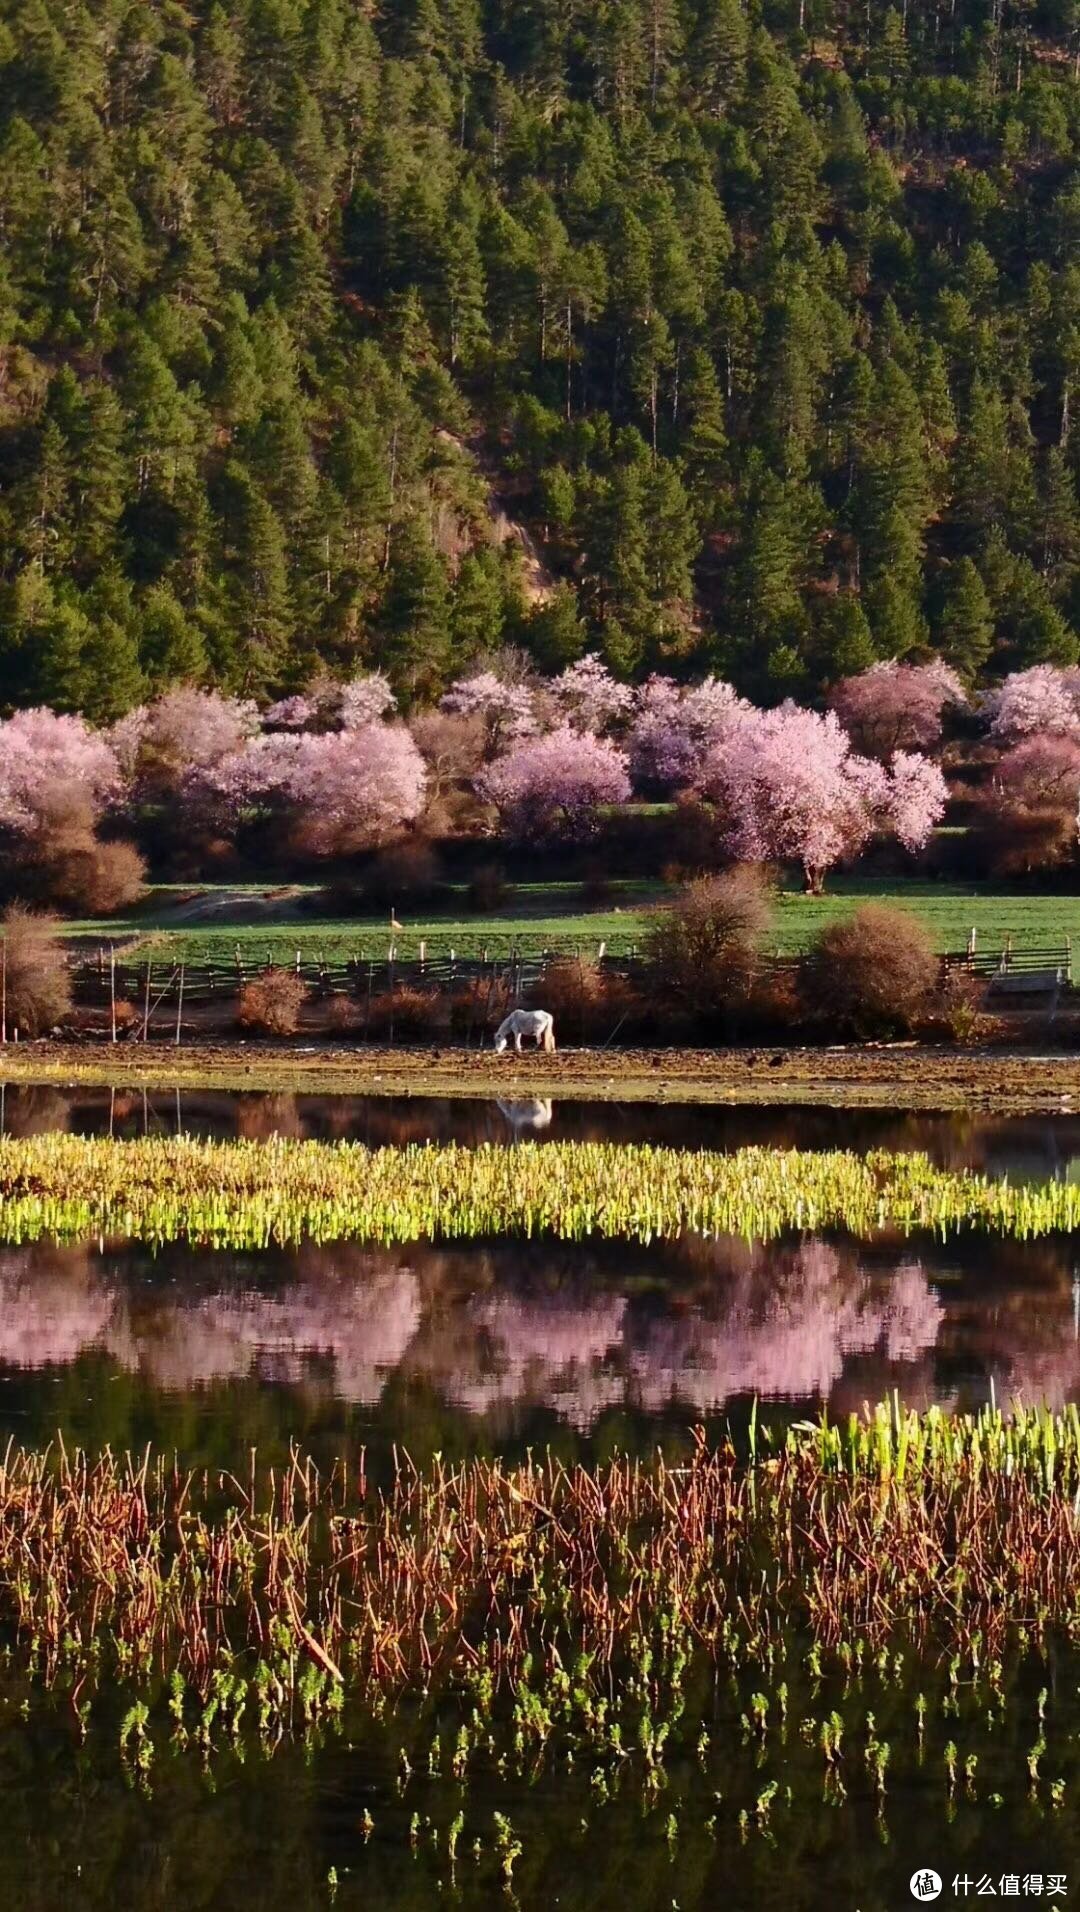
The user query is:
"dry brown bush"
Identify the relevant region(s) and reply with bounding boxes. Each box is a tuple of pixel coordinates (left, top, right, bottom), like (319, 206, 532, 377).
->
(235, 968, 308, 1036)
(535, 958, 640, 1044)
(980, 802, 1077, 878)
(363, 840, 444, 910)
(661, 794, 731, 876)
(806, 904, 939, 1038)
(325, 995, 362, 1034)
(916, 970, 992, 1046)
(0, 905, 72, 1036)
(645, 868, 773, 1025)
(449, 974, 516, 1037)
(364, 984, 450, 1040)
(46, 837, 147, 915)
(466, 863, 510, 914)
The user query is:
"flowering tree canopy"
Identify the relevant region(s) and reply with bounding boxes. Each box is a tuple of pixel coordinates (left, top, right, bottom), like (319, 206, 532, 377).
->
(196, 724, 427, 854)
(264, 673, 396, 734)
(338, 673, 397, 729)
(981, 666, 1080, 741)
(830, 660, 966, 759)
(111, 689, 259, 785)
(441, 671, 539, 754)
(478, 724, 631, 841)
(995, 734, 1080, 808)
(699, 704, 946, 891)
(0, 709, 120, 839)
(549, 655, 634, 733)
(886, 751, 951, 851)
(628, 675, 752, 790)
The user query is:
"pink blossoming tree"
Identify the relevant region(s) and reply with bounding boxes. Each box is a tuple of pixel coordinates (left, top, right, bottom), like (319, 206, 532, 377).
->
(197, 723, 427, 855)
(549, 654, 635, 733)
(628, 675, 753, 790)
(699, 704, 946, 892)
(830, 660, 966, 759)
(478, 724, 631, 842)
(111, 688, 259, 787)
(263, 673, 396, 734)
(981, 665, 1080, 740)
(0, 710, 120, 838)
(996, 734, 1080, 808)
(441, 671, 539, 755)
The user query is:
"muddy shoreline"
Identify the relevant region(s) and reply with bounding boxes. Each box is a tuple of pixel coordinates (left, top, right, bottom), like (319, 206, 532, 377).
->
(1, 1041, 1079, 1112)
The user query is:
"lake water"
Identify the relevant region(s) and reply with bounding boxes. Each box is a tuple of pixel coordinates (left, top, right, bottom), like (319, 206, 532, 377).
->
(3, 1086, 1079, 1909)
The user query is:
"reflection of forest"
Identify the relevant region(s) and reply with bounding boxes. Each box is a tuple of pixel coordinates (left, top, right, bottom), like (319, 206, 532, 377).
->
(5, 1084, 1080, 1177)
(1, 1229, 1078, 1424)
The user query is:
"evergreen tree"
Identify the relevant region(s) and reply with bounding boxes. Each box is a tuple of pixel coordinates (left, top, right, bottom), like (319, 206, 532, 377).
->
(935, 558, 994, 681)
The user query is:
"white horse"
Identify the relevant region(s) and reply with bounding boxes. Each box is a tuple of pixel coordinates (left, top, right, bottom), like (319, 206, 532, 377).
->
(493, 1009, 556, 1053)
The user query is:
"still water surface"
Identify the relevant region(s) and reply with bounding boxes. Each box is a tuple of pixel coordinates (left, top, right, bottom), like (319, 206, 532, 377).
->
(3, 1086, 1079, 1909)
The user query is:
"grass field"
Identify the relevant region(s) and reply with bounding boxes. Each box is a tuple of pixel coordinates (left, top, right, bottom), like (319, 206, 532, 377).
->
(58, 875, 1080, 965)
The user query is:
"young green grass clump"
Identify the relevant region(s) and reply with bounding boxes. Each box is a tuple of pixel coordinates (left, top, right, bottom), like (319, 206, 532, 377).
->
(0, 1135, 1078, 1248)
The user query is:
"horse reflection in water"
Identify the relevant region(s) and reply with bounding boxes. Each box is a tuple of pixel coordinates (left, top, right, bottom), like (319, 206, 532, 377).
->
(496, 1098, 554, 1137)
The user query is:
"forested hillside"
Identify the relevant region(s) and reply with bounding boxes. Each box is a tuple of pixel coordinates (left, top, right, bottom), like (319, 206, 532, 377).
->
(3, 0, 1080, 714)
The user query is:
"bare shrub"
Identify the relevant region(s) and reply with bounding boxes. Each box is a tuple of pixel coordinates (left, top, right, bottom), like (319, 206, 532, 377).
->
(0, 906, 72, 1036)
(646, 869, 773, 1025)
(364, 984, 450, 1040)
(466, 863, 510, 914)
(46, 837, 146, 915)
(235, 968, 308, 1036)
(979, 802, 1077, 879)
(662, 793, 730, 876)
(449, 974, 515, 1038)
(806, 904, 939, 1038)
(325, 995, 361, 1035)
(363, 840, 444, 910)
(918, 970, 991, 1046)
(8, 785, 145, 915)
(534, 958, 638, 1044)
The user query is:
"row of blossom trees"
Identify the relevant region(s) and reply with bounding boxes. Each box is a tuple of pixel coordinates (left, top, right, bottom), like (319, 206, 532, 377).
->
(6, 655, 1080, 904)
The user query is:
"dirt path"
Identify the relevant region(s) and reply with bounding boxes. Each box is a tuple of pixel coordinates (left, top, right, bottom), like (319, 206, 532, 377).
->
(3, 1042, 1080, 1111)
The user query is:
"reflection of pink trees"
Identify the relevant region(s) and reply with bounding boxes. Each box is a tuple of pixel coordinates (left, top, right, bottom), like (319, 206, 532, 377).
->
(108, 1261, 422, 1399)
(8, 1236, 1080, 1425)
(452, 1292, 628, 1428)
(0, 1248, 115, 1367)
(0, 1249, 422, 1404)
(626, 1245, 942, 1413)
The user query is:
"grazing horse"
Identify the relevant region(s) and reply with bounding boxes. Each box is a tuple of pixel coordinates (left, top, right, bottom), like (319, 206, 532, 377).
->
(493, 1009, 556, 1053)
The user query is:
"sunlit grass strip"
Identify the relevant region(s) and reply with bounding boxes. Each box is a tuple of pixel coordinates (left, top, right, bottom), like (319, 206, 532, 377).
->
(3, 1401, 1080, 1741)
(0, 1135, 1078, 1247)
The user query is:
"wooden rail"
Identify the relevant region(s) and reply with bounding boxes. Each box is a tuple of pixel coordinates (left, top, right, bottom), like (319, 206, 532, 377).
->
(18, 931, 1075, 1045)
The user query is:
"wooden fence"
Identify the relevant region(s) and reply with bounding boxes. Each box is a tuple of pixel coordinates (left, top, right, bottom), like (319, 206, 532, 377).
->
(941, 931, 1073, 985)
(0, 930, 1071, 1044)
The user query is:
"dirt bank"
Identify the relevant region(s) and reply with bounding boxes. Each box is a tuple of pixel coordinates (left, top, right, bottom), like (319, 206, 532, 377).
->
(2, 1041, 1080, 1112)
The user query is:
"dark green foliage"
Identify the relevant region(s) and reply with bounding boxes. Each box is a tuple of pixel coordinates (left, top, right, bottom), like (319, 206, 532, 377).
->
(2, 0, 1080, 710)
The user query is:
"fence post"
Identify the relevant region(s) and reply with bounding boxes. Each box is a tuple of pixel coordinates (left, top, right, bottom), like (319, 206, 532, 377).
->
(110, 947, 117, 1044)
(142, 960, 152, 1043)
(175, 964, 185, 1045)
